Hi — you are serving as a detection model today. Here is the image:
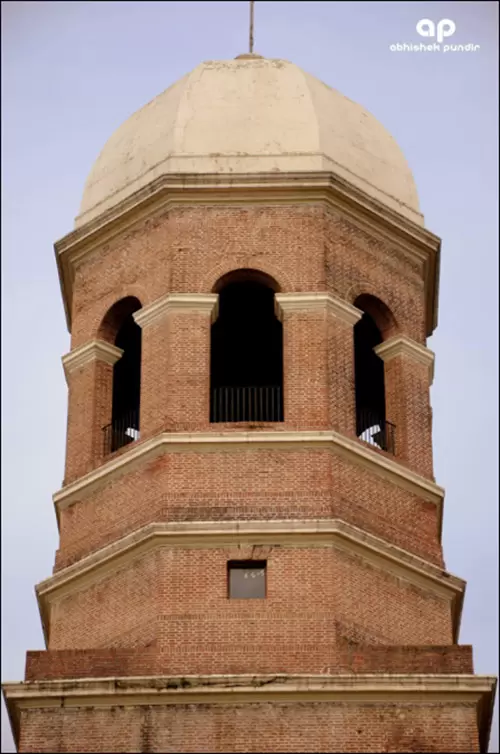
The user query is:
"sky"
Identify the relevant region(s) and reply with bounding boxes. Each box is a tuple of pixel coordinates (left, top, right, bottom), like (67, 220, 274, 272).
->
(1, 1, 498, 751)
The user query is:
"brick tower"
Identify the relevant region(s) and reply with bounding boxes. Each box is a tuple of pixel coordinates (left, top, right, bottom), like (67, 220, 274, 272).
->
(3, 54, 496, 753)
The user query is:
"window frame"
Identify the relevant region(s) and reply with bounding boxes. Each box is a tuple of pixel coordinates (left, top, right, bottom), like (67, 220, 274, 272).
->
(227, 560, 267, 600)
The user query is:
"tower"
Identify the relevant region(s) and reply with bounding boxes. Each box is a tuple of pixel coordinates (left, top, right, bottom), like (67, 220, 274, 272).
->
(3, 53, 496, 752)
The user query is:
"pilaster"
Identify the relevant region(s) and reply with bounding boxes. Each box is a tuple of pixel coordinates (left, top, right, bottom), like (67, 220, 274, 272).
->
(133, 294, 218, 435)
(275, 293, 362, 432)
(62, 340, 123, 483)
(375, 336, 435, 478)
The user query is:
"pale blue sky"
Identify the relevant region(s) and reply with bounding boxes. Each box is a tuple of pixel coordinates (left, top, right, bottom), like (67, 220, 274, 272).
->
(1, 2, 498, 752)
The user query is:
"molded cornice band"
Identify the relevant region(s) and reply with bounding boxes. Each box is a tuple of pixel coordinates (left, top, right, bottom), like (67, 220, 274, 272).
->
(54, 172, 441, 336)
(275, 293, 362, 326)
(62, 340, 123, 383)
(375, 335, 435, 384)
(133, 293, 219, 328)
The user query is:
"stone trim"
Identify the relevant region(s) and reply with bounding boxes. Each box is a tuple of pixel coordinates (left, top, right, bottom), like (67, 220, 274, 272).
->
(375, 335, 435, 384)
(3, 674, 496, 752)
(53, 429, 445, 519)
(275, 292, 362, 326)
(35, 518, 465, 647)
(133, 293, 219, 329)
(62, 340, 123, 383)
(54, 172, 441, 336)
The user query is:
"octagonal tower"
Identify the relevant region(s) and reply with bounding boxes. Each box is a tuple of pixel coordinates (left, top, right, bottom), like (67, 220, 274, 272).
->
(3, 54, 496, 753)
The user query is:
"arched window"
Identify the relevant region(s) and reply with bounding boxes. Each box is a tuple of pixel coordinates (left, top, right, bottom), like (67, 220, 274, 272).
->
(353, 295, 394, 453)
(99, 297, 142, 453)
(210, 270, 283, 422)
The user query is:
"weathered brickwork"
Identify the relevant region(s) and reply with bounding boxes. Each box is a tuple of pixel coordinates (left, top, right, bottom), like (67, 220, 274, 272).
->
(18, 702, 480, 753)
(47, 547, 453, 657)
(7, 191, 493, 753)
(25, 645, 474, 681)
(63, 204, 433, 485)
(55, 448, 442, 573)
(324, 209, 427, 343)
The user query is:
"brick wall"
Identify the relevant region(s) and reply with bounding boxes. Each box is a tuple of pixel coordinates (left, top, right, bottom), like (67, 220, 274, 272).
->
(56, 448, 443, 573)
(63, 203, 433, 485)
(22, 199, 469, 754)
(25, 645, 474, 681)
(48, 546, 453, 658)
(18, 702, 480, 753)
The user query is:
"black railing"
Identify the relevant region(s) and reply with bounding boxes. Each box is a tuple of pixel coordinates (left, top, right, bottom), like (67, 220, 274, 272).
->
(356, 409, 395, 455)
(211, 386, 283, 423)
(102, 408, 140, 455)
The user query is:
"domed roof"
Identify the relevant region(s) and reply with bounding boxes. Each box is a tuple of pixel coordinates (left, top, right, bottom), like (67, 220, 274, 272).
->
(76, 55, 422, 228)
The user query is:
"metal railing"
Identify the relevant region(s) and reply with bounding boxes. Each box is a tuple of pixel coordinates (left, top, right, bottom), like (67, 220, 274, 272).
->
(211, 386, 283, 423)
(102, 408, 140, 455)
(356, 409, 395, 454)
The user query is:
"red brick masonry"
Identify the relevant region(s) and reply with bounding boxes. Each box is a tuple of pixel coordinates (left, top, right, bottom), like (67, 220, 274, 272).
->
(25, 645, 473, 681)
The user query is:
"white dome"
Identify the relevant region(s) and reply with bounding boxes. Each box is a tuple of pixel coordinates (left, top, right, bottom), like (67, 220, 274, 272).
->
(77, 55, 422, 228)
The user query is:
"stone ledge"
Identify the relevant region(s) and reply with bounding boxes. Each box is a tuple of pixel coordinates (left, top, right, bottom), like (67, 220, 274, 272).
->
(5, 672, 495, 703)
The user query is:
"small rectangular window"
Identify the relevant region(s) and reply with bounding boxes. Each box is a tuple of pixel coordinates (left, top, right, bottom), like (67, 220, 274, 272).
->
(228, 561, 266, 599)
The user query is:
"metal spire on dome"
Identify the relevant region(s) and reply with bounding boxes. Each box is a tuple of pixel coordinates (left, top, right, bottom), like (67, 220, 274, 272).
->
(249, 1, 255, 54)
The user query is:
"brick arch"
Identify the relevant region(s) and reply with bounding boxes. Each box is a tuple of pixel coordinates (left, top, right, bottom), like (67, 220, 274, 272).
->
(96, 296, 143, 345)
(90, 285, 149, 343)
(212, 268, 281, 294)
(200, 258, 293, 295)
(345, 284, 399, 340)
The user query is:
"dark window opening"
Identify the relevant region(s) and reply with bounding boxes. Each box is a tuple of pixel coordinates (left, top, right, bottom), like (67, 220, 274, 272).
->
(102, 299, 142, 455)
(228, 561, 267, 599)
(210, 274, 283, 422)
(354, 309, 394, 454)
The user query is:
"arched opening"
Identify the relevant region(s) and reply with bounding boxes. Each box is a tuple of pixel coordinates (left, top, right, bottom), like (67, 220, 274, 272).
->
(353, 295, 394, 453)
(99, 297, 142, 454)
(210, 270, 283, 422)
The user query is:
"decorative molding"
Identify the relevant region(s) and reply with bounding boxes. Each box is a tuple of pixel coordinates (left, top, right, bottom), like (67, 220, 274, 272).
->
(35, 518, 465, 647)
(53, 429, 444, 528)
(375, 335, 435, 384)
(62, 340, 123, 383)
(275, 293, 363, 326)
(133, 293, 219, 329)
(3, 674, 496, 753)
(53, 172, 441, 336)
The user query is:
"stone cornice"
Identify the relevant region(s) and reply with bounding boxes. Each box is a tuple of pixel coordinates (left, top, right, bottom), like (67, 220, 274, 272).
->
(52, 430, 445, 530)
(275, 292, 363, 326)
(53, 172, 441, 336)
(35, 518, 465, 648)
(375, 335, 435, 384)
(3, 674, 496, 753)
(62, 340, 123, 383)
(133, 293, 219, 328)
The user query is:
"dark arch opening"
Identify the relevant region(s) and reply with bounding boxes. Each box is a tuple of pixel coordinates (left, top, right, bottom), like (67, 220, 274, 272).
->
(100, 297, 142, 453)
(210, 271, 283, 422)
(353, 296, 394, 453)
